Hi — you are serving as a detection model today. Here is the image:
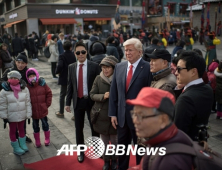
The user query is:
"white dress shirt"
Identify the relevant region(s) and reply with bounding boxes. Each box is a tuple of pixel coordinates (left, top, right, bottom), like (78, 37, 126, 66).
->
(126, 57, 142, 78)
(76, 59, 88, 96)
(184, 78, 203, 90)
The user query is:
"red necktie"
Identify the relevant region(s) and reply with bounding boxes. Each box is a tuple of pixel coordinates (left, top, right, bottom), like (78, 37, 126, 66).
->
(126, 65, 133, 92)
(78, 64, 84, 98)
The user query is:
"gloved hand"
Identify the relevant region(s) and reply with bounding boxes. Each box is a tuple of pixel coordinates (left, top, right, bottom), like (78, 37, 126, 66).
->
(28, 119, 30, 124)
(38, 77, 46, 86)
(3, 119, 9, 129)
(1, 81, 10, 91)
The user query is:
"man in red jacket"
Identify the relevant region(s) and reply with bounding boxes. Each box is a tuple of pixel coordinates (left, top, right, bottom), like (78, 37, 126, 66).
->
(126, 87, 193, 170)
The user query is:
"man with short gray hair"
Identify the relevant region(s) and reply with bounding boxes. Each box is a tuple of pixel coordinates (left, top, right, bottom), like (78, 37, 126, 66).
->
(109, 38, 152, 170)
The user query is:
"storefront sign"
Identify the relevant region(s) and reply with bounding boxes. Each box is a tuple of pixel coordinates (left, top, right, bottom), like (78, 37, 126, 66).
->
(9, 13, 18, 19)
(56, 8, 98, 15)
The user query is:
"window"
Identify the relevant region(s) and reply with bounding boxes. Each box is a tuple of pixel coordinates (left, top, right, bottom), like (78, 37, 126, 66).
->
(0, 3, 4, 15)
(180, 4, 188, 14)
(6, 0, 12, 11)
(167, 3, 176, 14)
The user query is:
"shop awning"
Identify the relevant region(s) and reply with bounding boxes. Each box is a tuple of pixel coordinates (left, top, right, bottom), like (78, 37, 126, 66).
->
(40, 18, 77, 25)
(4, 19, 25, 28)
(84, 18, 111, 21)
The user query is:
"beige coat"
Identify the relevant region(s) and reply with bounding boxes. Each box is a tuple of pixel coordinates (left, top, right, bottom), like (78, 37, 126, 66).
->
(48, 40, 59, 62)
(0, 87, 32, 122)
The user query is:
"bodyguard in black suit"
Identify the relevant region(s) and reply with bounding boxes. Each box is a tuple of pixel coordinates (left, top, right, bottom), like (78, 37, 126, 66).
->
(174, 51, 213, 141)
(109, 38, 152, 170)
(55, 41, 76, 118)
(65, 42, 100, 163)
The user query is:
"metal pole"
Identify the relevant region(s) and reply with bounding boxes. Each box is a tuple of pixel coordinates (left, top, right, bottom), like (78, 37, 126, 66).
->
(130, 0, 133, 35)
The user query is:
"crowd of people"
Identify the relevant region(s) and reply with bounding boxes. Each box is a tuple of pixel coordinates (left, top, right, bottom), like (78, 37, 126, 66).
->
(0, 26, 221, 170)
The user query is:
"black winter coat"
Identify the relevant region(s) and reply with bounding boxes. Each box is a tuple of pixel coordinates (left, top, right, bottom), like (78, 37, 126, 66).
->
(12, 36, 24, 53)
(55, 50, 77, 85)
(91, 54, 106, 65)
(106, 43, 119, 60)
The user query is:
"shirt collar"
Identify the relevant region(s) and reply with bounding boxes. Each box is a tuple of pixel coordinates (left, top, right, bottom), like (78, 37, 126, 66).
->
(78, 59, 87, 66)
(127, 57, 142, 69)
(184, 78, 203, 90)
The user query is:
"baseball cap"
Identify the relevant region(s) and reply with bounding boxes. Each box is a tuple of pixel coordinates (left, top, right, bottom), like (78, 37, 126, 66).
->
(144, 49, 171, 62)
(126, 87, 175, 118)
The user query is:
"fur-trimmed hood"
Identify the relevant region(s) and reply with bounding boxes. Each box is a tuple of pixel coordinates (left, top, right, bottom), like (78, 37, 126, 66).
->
(214, 68, 222, 78)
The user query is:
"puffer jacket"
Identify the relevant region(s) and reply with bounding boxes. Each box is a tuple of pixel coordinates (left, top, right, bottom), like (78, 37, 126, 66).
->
(215, 68, 222, 104)
(207, 61, 219, 91)
(48, 40, 59, 62)
(26, 68, 52, 119)
(0, 81, 32, 122)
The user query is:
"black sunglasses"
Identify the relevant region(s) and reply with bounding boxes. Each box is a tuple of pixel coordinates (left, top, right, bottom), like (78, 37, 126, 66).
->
(75, 50, 86, 55)
(176, 66, 187, 73)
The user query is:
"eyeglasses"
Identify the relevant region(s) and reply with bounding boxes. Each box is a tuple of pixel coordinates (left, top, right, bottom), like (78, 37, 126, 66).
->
(176, 66, 187, 73)
(75, 50, 86, 55)
(130, 109, 161, 122)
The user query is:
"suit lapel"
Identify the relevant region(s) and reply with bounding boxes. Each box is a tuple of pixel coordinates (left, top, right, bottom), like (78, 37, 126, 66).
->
(122, 62, 128, 89)
(128, 59, 144, 91)
(73, 62, 77, 88)
(87, 60, 91, 84)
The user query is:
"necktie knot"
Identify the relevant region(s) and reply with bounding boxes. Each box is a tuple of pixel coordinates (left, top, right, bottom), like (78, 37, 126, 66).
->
(130, 65, 133, 69)
(80, 64, 84, 67)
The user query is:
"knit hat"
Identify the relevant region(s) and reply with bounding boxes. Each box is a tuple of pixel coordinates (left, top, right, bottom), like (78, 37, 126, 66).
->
(100, 55, 118, 67)
(7, 70, 22, 80)
(16, 52, 28, 63)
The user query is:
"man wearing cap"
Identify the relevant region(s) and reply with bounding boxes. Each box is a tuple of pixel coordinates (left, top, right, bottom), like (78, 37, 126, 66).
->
(174, 51, 213, 141)
(144, 49, 176, 95)
(109, 38, 152, 170)
(126, 87, 193, 170)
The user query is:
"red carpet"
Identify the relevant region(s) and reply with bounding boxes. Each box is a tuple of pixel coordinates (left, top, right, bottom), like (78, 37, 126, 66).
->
(24, 152, 137, 170)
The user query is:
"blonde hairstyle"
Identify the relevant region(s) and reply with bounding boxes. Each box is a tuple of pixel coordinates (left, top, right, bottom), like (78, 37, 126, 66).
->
(59, 33, 64, 37)
(123, 38, 143, 52)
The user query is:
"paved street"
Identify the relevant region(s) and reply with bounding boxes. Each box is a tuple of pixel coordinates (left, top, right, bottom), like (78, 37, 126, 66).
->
(0, 40, 222, 170)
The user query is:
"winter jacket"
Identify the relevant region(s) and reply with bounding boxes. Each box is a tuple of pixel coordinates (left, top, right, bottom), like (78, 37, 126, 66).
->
(114, 39, 123, 61)
(57, 39, 64, 55)
(0, 49, 12, 69)
(207, 62, 219, 91)
(214, 69, 222, 104)
(90, 73, 117, 135)
(55, 50, 77, 85)
(12, 36, 24, 53)
(26, 68, 52, 119)
(28, 37, 36, 52)
(48, 40, 59, 62)
(133, 124, 193, 170)
(0, 81, 32, 122)
(151, 68, 176, 96)
(106, 43, 119, 60)
(171, 46, 183, 59)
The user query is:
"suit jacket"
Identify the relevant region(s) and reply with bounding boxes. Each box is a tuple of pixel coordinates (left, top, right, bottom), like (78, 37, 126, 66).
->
(108, 59, 152, 129)
(66, 60, 100, 109)
(55, 50, 77, 85)
(57, 40, 64, 55)
(174, 83, 213, 141)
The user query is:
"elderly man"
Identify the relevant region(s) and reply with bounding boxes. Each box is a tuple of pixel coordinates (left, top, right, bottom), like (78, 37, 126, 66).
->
(127, 87, 193, 170)
(109, 38, 152, 170)
(144, 49, 176, 95)
(174, 51, 213, 141)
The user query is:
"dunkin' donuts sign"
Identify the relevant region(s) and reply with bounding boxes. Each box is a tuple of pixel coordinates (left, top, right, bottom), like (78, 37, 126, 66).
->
(56, 8, 98, 15)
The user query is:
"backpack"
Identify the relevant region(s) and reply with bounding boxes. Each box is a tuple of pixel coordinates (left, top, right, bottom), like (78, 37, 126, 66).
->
(149, 132, 222, 170)
(44, 46, 50, 58)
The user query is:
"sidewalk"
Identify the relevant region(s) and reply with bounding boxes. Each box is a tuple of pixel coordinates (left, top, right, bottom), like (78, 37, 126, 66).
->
(0, 43, 222, 169)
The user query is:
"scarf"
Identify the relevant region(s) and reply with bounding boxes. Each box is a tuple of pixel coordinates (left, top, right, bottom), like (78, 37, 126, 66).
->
(100, 72, 113, 85)
(10, 84, 21, 99)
